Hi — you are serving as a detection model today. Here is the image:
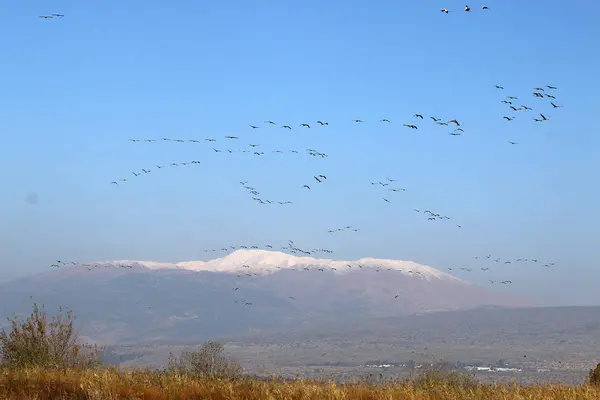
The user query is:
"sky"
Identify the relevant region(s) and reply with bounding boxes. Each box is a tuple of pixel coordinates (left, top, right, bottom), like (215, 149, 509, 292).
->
(1, 0, 599, 304)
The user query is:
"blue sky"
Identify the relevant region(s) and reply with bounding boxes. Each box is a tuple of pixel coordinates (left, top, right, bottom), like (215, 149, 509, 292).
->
(1, 0, 599, 304)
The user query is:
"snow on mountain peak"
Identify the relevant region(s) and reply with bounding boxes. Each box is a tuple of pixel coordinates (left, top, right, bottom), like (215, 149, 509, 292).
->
(101, 249, 462, 282)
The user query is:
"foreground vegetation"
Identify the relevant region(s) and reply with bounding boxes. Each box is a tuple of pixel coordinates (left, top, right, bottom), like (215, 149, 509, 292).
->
(3, 367, 600, 400)
(3, 302, 600, 399)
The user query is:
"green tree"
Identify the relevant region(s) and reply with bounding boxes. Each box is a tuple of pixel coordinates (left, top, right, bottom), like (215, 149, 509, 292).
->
(0, 302, 101, 369)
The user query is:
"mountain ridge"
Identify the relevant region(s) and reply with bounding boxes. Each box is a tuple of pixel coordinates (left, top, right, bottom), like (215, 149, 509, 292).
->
(0, 250, 530, 344)
(95, 249, 464, 282)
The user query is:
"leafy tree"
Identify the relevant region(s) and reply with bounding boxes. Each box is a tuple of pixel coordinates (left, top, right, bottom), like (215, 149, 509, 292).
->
(0, 302, 101, 368)
(168, 340, 242, 378)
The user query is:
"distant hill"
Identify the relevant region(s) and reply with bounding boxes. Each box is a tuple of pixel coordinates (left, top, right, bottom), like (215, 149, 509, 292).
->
(0, 250, 530, 345)
(231, 306, 600, 345)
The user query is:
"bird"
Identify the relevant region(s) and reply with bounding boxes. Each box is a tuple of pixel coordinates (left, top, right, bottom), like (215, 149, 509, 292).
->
(403, 124, 418, 129)
(317, 121, 329, 125)
(353, 119, 364, 123)
(464, 5, 471, 12)
(300, 123, 311, 128)
(508, 141, 518, 145)
(482, 5, 488, 10)
(414, 114, 424, 119)
(440, 8, 449, 14)
(495, 85, 504, 89)
(503, 116, 514, 121)
(249, 125, 260, 129)
(282, 125, 292, 129)
(550, 102, 563, 108)
(380, 119, 391, 123)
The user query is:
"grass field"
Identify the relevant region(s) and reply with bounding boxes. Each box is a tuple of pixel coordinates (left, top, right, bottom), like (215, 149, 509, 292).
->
(0, 366, 598, 400)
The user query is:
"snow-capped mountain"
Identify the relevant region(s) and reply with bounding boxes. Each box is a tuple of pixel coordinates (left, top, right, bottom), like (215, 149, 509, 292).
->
(0, 250, 530, 345)
(99, 249, 464, 282)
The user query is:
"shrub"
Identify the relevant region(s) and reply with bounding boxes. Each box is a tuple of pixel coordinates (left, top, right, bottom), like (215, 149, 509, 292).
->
(412, 365, 479, 390)
(167, 340, 242, 379)
(588, 363, 600, 385)
(0, 302, 101, 369)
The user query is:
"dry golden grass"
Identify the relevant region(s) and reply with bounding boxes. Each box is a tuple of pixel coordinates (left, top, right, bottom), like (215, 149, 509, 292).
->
(0, 366, 598, 400)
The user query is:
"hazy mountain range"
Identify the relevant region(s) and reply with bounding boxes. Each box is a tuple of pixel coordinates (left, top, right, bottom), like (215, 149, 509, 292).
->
(0, 250, 531, 345)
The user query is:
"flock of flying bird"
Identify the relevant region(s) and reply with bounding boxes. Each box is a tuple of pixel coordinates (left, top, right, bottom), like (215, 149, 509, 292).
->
(116, 82, 562, 187)
(37, 7, 563, 310)
(99, 83, 564, 303)
(494, 84, 562, 144)
(454, 255, 556, 285)
(440, 5, 490, 13)
(118, 137, 463, 228)
(38, 13, 64, 19)
(245, 116, 466, 135)
(37, 8, 496, 19)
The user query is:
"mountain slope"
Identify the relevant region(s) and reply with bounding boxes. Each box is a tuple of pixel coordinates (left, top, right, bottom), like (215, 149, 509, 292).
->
(0, 250, 530, 345)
